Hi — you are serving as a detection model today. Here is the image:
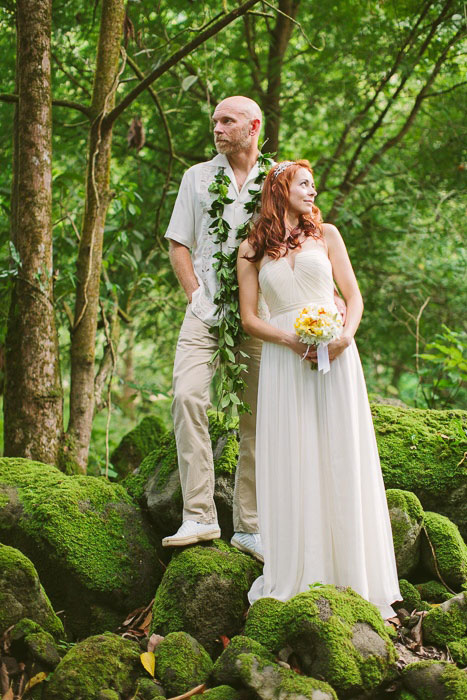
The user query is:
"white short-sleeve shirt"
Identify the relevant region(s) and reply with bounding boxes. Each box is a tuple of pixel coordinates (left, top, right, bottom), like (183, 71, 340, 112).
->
(165, 153, 268, 326)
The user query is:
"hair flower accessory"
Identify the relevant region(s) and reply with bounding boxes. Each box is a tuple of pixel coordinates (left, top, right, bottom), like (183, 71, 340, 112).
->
(272, 161, 295, 180)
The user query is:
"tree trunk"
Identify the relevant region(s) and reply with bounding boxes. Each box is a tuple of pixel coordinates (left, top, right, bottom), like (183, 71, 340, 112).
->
(64, 0, 125, 473)
(3, 0, 63, 464)
(264, 0, 300, 154)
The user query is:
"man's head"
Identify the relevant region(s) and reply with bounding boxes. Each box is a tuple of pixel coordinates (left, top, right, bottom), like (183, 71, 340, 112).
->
(212, 96, 262, 156)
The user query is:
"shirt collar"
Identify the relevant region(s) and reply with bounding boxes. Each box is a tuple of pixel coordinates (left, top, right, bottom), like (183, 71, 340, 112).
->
(209, 152, 260, 196)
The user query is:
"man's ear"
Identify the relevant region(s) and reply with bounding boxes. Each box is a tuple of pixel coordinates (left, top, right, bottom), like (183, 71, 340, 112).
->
(250, 118, 261, 135)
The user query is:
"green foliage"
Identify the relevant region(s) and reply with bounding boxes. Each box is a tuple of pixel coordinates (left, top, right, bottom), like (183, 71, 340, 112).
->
(418, 326, 467, 409)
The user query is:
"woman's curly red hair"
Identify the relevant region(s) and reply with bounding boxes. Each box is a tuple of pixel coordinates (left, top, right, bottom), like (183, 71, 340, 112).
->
(246, 159, 323, 263)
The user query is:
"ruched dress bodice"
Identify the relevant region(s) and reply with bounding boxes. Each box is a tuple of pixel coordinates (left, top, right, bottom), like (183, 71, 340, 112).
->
(259, 249, 336, 319)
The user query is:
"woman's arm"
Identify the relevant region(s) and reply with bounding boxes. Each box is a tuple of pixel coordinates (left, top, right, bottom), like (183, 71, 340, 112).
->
(237, 241, 312, 359)
(324, 223, 364, 361)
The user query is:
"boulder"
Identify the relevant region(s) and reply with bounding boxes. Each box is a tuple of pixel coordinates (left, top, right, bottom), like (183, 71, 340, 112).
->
(235, 652, 338, 699)
(43, 632, 143, 700)
(386, 489, 424, 577)
(0, 458, 163, 638)
(211, 635, 275, 688)
(415, 580, 454, 604)
(111, 415, 166, 479)
(245, 585, 397, 698)
(402, 660, 467, 699)
(151, 541, 261, 655)
(371, 405, 467, 540)
(203, 687, 242, 700)
(420, 512, 467, 590)
(133, 678, 165, 699)
(243, 597, 287, 653)
(0, 543, 64, 639)
(448, 638, 467, 667)
(153, 631, 213, 696)
(422, 592, 467, 646)
(395, 579, 428, 614)
(130, 412, 238, 541)
(10, 618, 61, 669)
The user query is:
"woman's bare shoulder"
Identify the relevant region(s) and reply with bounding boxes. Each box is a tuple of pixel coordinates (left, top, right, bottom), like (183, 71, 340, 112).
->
(238, 238, 255, 257)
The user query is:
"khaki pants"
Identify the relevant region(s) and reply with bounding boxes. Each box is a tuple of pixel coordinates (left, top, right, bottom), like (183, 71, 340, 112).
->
(172, 306, 261, 532)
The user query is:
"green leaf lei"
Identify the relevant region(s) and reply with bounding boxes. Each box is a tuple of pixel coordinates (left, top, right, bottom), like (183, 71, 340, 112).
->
(207, 151, 274, 415)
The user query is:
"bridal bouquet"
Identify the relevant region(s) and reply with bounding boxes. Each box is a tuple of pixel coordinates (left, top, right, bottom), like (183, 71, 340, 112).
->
(294, 304, 343, 373)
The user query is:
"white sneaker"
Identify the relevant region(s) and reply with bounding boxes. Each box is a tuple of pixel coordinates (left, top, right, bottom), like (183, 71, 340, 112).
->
(162, 520, 221, 547)
(231, 532, 264, 563)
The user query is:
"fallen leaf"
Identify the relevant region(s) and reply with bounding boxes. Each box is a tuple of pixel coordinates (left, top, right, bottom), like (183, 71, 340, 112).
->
(2, 688, 14, 700)
(167, 683, 206, 700)
(140, 651, 155, 677)
(24, 672, 47, 692)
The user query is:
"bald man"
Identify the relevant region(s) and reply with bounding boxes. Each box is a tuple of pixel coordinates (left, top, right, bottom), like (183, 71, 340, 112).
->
(162, 96, 266, 560)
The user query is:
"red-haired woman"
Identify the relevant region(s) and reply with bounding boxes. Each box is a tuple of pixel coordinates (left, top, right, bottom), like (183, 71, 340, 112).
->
(237, 160, 401, 619)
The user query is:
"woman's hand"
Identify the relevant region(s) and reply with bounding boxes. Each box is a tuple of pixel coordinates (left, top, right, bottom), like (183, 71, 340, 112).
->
(327, 334, 352, 362)
(285, 334, 317, 362)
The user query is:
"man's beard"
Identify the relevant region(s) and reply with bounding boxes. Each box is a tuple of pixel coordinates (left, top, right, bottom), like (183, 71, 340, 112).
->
(215, 126, 251, 154)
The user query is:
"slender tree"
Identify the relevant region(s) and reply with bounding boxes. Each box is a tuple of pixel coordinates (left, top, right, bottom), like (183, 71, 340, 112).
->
(3, 0, 63, 464)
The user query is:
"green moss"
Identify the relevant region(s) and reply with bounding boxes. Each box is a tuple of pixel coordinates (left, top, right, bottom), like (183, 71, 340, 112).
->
(422, 512, 467, 589)
(151, 542, 261, 654)
(211, 634, 275, 687)
(133, 677, 165, 699)
(235, 652, 338, 699)
(397, 579, 424, 612)
(0, 544, 64, 639)
(44, 632, 141, 700)
(203, 686, 241, 700)
(422, 595, 467, 646)
(111, 415, 167, 478)
(372, 406, 467, 534)
(0, 458, 155, 595)
(397, 691, 417, 700)
(244, 597, 286, 653)
(415, 580, 454, 604)
(447, 638, 467, 667)
(153, 632, 212, 696)
(387, 489, 424, 524)
(282, 585, 396, 695)
(403, 661, 467, 699)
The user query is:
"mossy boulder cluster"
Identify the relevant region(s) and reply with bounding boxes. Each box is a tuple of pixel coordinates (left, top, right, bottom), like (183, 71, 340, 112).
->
(1, 403, 467, 698)
(0, 458, 164, 637)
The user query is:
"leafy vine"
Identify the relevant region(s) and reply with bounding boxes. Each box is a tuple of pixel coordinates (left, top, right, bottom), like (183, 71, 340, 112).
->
(207, 152, 274, 414)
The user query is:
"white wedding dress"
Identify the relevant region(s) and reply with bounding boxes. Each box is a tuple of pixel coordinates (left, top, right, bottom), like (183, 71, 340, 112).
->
(248, 248, 401, 619)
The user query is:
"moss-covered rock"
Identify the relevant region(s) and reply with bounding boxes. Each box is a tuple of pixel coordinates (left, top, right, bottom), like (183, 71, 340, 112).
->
(415, 580, 455, 604)
(448, 638, 467, 667)
(371, 405, 467, 540)
(111, 415, 166, 479)
(422, 592, 467, 646)
(246, 585, 397, 698)
(131, 412, 239, 541)
(387, 489, 424, 578)
(243, 597, 287, 654)
(153, 631, 212, 696)
(421, 512, 467, 590)
(402, 660, 467, 699)
(133, 677, 166, 699)
(43, 632, 141, 700)
(0, 458, 163, 638)
(235, 652, 338, 699)
(396, 691, 418, 700)
(211, 635, 275, 688)
(396, 579, 429, 613)
(0, 543, 64, 639)
(11, 618, 61, 668)
(203, 686, 242, 700)
(151, 541, 261, 655)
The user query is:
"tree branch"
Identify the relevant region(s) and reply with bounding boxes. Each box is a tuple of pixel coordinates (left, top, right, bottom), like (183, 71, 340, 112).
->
(0, 92, 91, 117)
(104, 0, 263, 127)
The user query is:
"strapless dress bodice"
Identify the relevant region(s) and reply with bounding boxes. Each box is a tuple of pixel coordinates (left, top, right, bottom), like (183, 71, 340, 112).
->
(259, 249, 335, 318)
